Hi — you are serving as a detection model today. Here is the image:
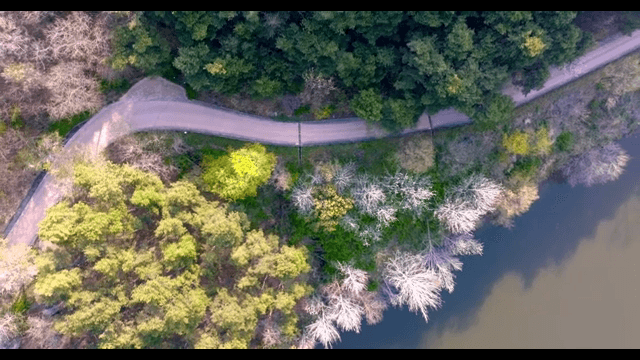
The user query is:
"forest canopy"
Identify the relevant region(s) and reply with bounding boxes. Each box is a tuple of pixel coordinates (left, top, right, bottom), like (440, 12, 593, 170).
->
(112, 11, 594, 126)
(33, 160, 312, 348)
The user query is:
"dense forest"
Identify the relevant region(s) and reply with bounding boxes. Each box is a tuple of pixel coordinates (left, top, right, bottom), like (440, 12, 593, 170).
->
(111, 11, 596, 128)
(2, 11, 640, 349)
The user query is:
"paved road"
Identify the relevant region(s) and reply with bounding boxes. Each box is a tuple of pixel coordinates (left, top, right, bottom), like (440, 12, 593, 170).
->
(502, 28, 640, 105)
(6, 28, 640, 246)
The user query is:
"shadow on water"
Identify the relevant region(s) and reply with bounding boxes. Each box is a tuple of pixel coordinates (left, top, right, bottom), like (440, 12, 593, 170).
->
(333, 132, 640, 349)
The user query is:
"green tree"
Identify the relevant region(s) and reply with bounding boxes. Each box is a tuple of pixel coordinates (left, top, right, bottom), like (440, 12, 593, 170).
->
(201, 143, 276, 201)
(250, 76, 284, 99)
(110, 13, 171, 73)
(445, 19, 475, 60)
(473, 94, 515, 131)
(351, 88, 384, 123)
(384, 97, 421, 130)
(172, 43, 212, 91)
(112, 11, 592, 130)
(32, 160, 310, 348)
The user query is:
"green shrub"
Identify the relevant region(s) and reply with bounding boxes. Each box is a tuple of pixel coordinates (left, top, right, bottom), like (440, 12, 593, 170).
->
(532, 127, 552, 156)
(48, 110, 93, 137)
(366, 279, 379, 292)
(317, 227, 370, 274)
(0, 120, 7, 134)
(508, 156, 541, 185)
(294, 104, 311, 116)
(474, 94, 515, 131)
(589, 99, 603, 111)
(10, 105, 24, 129)
(99, 78, 131, 94)
(250, 77, 283, 99)
(555, 131, 574, 152)
(11, 291, 31, 314)
(185, 84, 198, 99)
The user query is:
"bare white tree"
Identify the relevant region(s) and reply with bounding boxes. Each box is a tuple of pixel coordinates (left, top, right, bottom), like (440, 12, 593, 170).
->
(305, 311, 341, 349)
(304, 295, 326, 317)
(357, 224, 382, 246)
(309, 166, 327, 186)
(351, 175, 386, 216)
(107, 133, 186, 182)
(422, 248, 463, 294)
(335, 262, 368, 295)
(374, 205, 397, 228)
(443, 232, 484, 256)
(436, 174, 503, 234)
(382, 172, 434, 215)
(455, 174, 504, 214)
(295, 329, 318, 349)
(356, 290, 388, 325)
(399, 185, 434, 216)
(435, 198, 484, 234)
(300, 68, 336, 110)
(44, 61, 103, 119)
(258, 316, 282, 348)
(45, 12, 110, 67)
(0, 238, 38, 297)
(382, 251, 442, 322)
(340, 214, 360, 233)
(325, 289, 364, 333)
(0, 12, 34, 64)
(562, 143, 630, 187)
(304, 264, 380, 347)
(269, 157, 292, 192)
(291, 183, 314, 215)
(0, 313, 19, 349)
(332, 162, 356, 194)
(24, 316, 64, 349)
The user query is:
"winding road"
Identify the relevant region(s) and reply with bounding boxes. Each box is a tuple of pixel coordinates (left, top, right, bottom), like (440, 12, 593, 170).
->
(6, 28, 640, 246)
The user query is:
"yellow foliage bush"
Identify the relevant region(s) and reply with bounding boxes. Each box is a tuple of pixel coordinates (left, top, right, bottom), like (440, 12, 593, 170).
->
(521, 31, 546, 57)
(312, 185, 354, 232)
(502, 131, 530, 155)
(532, 127, 552, 156)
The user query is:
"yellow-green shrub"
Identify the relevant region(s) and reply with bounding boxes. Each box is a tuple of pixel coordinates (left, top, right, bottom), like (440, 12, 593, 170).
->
(532, 127, 552, 155)
(502, 131, 530, 155)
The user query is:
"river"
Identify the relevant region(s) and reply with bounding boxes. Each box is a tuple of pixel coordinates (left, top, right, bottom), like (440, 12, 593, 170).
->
(333, 132, 640, 348)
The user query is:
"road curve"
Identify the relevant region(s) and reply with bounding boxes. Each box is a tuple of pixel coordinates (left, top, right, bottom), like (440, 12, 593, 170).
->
(6, 28, 640, 246)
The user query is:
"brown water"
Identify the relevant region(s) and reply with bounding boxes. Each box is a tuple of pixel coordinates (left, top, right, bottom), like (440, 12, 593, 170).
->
(422, 193, 640, 348)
